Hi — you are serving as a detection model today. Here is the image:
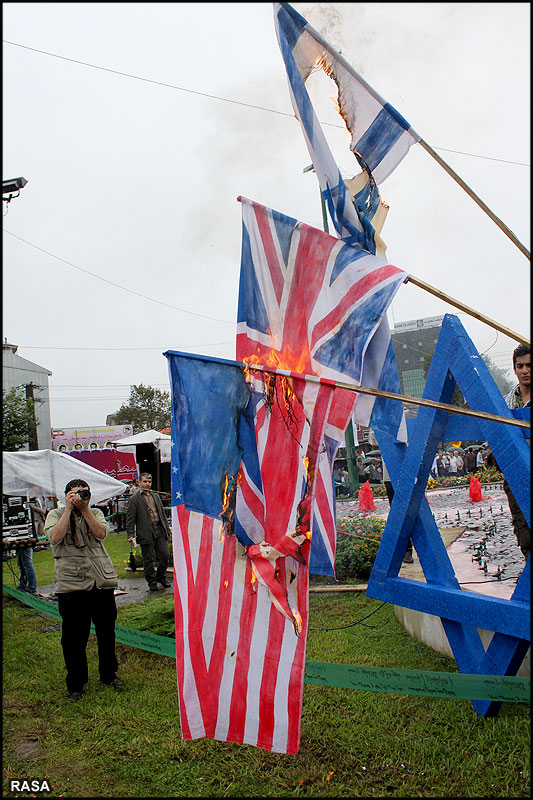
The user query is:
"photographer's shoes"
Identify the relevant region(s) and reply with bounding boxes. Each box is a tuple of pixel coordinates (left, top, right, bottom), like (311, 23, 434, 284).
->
(157, 578, 172, 588)
(149, 583, 159, 591)
(102, 677, 124, 689)
(68, 691, 83, 701)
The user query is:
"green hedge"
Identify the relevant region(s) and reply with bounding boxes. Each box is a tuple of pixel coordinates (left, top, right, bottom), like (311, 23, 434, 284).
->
(335, 516, 385, 580)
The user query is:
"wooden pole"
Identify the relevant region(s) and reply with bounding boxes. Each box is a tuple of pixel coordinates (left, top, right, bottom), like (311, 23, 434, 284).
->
(406, 275, 530, 347)
(237, 196, 529, 347)
(282, 20, 530, 259)
(419, 139, 530, 260)
(244, 363, 530, 431)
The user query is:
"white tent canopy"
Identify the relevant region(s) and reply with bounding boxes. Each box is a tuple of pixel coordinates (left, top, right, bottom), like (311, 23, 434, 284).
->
(2, 450, 128, 504)
(111, 429, 171, 447)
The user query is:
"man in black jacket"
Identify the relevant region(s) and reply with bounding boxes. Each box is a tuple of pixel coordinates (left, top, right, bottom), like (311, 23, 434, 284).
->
(126, 473, 172, 591)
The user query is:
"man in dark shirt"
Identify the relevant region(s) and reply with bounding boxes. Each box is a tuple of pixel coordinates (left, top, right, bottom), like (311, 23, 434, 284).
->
(503, 344, 530, 561)
(126, 473, 172, 591)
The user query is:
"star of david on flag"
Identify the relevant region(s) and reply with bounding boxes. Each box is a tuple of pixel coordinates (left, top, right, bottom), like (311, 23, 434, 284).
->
(274, 1, 421, 256)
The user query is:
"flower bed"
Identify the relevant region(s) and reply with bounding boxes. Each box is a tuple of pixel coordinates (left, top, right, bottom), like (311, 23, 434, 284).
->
(335, 515, 385, 580)
(338, 469, 505, 501)
(425, 468, 504, 490)
(369, 483, 387, 498)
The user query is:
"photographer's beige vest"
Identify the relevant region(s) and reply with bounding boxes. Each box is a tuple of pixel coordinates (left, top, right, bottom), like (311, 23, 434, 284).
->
(45, 508, 118, 593)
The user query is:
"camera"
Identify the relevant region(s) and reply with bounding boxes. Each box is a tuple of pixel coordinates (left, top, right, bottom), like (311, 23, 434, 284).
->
(76, 489, 91, 501)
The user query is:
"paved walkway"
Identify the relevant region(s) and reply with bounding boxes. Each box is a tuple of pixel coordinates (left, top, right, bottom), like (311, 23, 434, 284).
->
(34, 484, 524, 607)
(36, 575, 173, 608)
(337, 483, 525, 599)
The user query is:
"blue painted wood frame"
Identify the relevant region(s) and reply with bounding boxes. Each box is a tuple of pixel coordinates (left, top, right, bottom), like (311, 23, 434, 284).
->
(366, 314, 530, 716)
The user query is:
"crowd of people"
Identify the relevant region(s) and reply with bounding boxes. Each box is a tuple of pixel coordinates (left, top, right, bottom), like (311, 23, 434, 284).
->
(429, 444, 496, 479)
(335, 441, 497, 489)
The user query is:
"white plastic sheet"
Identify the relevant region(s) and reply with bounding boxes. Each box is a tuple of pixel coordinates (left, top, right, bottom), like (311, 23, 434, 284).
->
(2, 449, 128, 504)
(111, 429, 171, 447)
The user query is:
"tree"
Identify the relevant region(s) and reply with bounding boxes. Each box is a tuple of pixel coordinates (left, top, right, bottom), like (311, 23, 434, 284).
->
(422, 348, 514, 407)
(481, 354, 514, 396)
(2, 387, 38, 451)
(422, 349, 467, 408)
(113, 384, 171, 432)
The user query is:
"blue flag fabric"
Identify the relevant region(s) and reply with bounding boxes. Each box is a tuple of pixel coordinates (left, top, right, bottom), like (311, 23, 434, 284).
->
(166, 351, 251, 520)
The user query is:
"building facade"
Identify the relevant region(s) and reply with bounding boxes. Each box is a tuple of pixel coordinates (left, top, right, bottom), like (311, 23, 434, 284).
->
(391, 315, 445, 398)
(3, 338, 53, 450)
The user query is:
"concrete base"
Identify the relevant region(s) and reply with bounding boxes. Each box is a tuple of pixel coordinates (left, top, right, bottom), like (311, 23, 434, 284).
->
(394, 528, 530, 677)
(393, 604, 530, 678)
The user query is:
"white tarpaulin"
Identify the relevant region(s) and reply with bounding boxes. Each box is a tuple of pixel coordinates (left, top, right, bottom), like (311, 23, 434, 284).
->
(2, 450, 128, 504)
(159, 440, 172, 463)
(111, 429, 171, 447)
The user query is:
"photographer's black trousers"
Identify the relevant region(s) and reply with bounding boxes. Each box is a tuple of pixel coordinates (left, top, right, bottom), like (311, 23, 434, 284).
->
(57, 585, 118, 693)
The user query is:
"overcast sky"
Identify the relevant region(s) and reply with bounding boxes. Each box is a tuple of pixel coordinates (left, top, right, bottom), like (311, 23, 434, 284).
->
(3, 2, 530, 430)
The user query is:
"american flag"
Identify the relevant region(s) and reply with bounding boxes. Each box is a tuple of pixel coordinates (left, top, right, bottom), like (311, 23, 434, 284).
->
(165, 351, 335, 753)
(164, 199, 406, 754)
(236, 197, 408, 577)
(274, 2, 421, 255)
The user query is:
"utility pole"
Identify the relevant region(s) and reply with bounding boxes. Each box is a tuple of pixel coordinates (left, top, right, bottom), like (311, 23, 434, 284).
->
(24, 383, 40, 451)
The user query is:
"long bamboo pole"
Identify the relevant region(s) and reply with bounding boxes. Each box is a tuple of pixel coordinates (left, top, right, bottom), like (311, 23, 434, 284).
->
(419, 140, 530, 260)
(244, 363, 530, 431)
(406, 275, 530, 347)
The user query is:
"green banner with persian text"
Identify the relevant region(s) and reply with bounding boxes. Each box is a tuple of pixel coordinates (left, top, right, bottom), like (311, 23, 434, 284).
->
(4, 585, 529, 702)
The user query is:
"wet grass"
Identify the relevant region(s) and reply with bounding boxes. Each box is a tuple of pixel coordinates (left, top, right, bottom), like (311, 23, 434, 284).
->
(2, 590, 530, 798)
(2, 531, 140, 589)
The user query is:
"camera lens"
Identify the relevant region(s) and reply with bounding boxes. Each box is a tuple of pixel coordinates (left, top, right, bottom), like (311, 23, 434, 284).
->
(77, 489, 91, 500)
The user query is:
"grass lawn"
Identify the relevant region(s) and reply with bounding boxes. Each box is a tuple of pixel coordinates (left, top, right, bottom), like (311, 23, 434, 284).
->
(2, 537, 530, 797)
(2, 531, 140, 589)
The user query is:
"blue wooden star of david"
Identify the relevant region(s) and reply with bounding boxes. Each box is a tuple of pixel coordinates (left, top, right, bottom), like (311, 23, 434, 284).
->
(366, 314, 530, 716)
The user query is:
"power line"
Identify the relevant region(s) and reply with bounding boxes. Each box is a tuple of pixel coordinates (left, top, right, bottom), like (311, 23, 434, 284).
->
(48, 383, 169, 388)
(3, 40, 299, 120)
(428, 146, 529, 168)
(3, 229, 236, 325)
(50, 396, 131, 402)
(3, 39, 529, 169)
(15, 342, 234, 351)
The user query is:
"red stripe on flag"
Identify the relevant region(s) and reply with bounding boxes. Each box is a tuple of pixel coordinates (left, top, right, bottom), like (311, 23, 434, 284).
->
(253, 203, 285, 305)
(174, 506, 191, 739)
(226, 559, 259, 744)
(286, 567, 309, 754)
(281, 227, 334, 367)
(257, 596, 287, 750)
(204, 528, 238, 728)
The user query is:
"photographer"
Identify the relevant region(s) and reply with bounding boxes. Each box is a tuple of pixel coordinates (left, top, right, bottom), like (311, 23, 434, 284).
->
(15, 489, 42, 595)
(44, 479, 123, 701)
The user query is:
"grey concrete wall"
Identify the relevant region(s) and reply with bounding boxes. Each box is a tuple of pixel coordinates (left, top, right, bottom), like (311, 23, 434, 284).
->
(393, 604, 530, 677)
